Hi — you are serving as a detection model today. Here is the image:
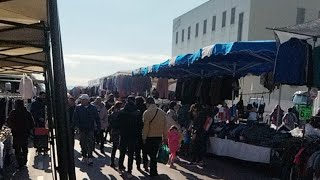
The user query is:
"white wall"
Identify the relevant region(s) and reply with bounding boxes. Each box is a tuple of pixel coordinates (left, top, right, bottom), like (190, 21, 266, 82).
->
(172, 0, 251, 56)
(248, 0, 320, 41)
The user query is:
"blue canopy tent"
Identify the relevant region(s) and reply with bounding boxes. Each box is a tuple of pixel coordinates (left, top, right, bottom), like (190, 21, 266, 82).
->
(189, 41, 277, 77)
(133, 41, 276, 79)
(132, 41, 277, 106)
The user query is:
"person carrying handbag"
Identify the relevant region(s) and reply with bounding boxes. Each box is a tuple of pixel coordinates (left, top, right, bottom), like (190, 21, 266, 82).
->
(142, 97, 167, 178)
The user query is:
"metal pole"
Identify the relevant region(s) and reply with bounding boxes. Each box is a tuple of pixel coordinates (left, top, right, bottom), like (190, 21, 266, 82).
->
(276, 84, 282, 130)
(48, 0, 76, 179)
(44, 26, 58, 180)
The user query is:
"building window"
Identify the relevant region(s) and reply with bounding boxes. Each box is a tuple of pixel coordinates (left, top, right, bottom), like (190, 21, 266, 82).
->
(203, 19, 207, 34)
(231, 7, 236, 24)
(195, 23, 199, 37)
(176, 31, 178, 44)
(237, 12, 244, 41)
(212, 16, 216, 31)
(182, 29, 184, 42)
(222, 11, 227, 27)
(296, 8, 305, 24)
(188, 26, 191, 40)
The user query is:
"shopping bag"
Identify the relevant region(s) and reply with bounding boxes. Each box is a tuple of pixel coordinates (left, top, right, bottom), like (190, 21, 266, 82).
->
(157, 144, 170, 164)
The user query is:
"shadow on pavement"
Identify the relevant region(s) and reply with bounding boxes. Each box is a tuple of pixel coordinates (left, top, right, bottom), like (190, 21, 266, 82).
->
(32, 154, 51, 171)
(11, 168, 32, 180)
(75, 148, 110, 180)
(176, 155, 274, 180)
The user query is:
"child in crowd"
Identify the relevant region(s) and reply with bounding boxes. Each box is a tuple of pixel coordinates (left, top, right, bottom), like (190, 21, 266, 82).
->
(167, 125, 181, 168)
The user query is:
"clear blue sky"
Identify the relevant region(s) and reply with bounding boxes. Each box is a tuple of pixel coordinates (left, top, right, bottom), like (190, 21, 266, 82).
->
(58, 0, 207, 86)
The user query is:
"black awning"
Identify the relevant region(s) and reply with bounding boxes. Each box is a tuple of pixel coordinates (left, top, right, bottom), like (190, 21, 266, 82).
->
(270, 19, 320, 38)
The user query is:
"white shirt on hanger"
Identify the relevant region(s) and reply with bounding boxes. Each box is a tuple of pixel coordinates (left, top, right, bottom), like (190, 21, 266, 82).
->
(19, 75, 35, 100)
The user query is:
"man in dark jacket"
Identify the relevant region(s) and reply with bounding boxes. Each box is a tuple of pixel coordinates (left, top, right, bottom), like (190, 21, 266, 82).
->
(7, 100, 35, 168)
(135, 96, 148, 171)
(73, 94, 100, 165)
(30, 92, 46, 127)
(117, 95, 139, 178)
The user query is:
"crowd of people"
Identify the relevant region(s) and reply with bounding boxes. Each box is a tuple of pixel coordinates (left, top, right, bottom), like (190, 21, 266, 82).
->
(67, 93, 211, 178)
(4, 90, 212, 178)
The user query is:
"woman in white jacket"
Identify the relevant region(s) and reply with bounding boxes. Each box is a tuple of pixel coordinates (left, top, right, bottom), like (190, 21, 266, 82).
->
(166, 102, 181, 132)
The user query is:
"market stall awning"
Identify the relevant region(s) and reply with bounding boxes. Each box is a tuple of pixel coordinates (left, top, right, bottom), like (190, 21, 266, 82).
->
(190, 41, 276, 77)
(271, 19, 320, 38)
(133, 41, 277, 79)
(0, 0, 48, 74)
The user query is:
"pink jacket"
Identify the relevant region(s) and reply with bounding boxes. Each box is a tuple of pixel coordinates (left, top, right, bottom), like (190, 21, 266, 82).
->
(168, 130, 180, 153)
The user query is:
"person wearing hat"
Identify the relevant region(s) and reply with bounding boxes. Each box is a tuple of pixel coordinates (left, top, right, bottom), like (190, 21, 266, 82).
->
(117, 95, 139, 178)
(142, 97, 167, 177)
(73, 94, 101, 165)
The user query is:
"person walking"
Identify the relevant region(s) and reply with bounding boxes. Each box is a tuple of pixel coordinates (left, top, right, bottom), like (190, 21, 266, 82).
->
(73, 94, 101, 165)
(30, 92, 46, 128)
(166, 101, 181, 132)
(117, 96, 140, 178)
(7, 100, 35, 169)
(135, 96, 148, 171)
(188, 104, 207, 166)
(92, 97, 108, 154)
(105, 94, 115, 142)
(109, 101, 124, 168)
(142, 97, 167, 177)
(167, 125, 181, 168)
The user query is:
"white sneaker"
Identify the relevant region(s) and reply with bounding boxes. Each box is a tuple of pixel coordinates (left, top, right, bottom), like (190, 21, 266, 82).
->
(81, 157, 88, 164)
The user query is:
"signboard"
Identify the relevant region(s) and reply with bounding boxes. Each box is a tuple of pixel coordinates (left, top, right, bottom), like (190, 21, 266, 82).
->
(298, 105, 312, 121)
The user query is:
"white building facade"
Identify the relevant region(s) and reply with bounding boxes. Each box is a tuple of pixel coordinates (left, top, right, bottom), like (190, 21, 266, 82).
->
(172, 0, 320, 112)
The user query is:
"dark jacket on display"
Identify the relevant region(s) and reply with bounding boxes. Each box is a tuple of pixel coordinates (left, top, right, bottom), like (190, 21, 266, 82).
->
(73, 104, 101, 131)
(117, 103, 139, 139)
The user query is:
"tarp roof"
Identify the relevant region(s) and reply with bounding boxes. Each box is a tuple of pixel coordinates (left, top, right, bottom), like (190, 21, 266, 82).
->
(272, 18, 320, 38)
(0, 0, 48, 74)
(133, 41, 277, 79)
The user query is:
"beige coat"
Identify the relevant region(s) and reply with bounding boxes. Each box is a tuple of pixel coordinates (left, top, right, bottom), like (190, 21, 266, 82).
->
(142, 104, 167, 140)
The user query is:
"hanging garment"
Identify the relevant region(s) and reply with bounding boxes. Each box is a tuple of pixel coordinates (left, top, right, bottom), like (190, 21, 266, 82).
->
(274, 38, 311, 85)
(313, 46, 320, 88)
(19, 75, 34, 100)
(156, 78, 169, 99)
(175, 79, 183, 100)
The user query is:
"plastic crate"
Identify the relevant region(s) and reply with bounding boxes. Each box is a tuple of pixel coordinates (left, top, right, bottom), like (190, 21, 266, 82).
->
(34, 128, 49, 136)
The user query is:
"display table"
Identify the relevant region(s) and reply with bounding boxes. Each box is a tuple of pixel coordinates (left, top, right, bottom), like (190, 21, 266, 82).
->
(207, 137, 271, 164)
